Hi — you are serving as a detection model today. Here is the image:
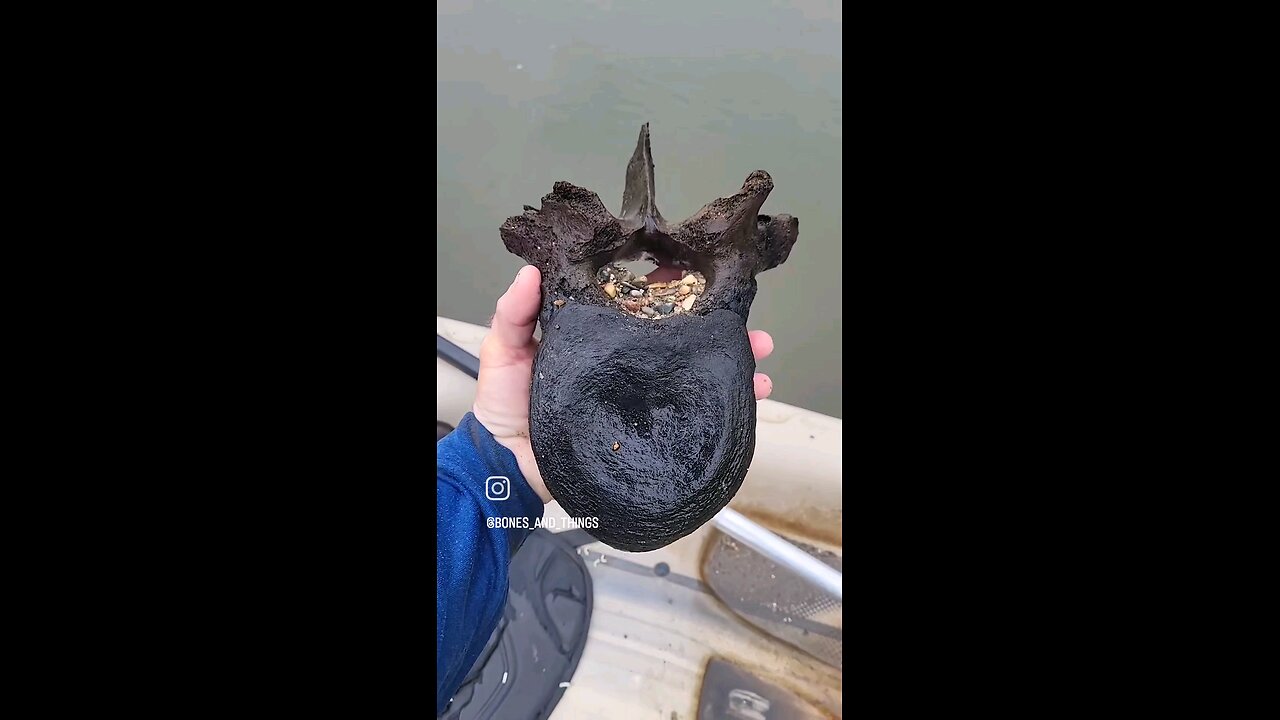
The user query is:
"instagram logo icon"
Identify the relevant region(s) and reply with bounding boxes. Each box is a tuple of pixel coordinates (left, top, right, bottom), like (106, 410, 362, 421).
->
(485, 476, 511, 501)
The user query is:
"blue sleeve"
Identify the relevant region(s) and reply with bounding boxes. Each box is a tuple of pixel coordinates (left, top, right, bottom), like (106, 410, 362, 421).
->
(436, 413, 545, 714)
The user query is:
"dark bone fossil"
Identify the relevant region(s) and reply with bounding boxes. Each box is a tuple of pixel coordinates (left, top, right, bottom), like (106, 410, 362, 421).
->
(500, 124, 798, 552)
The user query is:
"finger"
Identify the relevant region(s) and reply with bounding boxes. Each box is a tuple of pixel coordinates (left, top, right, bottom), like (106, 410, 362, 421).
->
(490, 266, 542, 349)
(754, 372, 773, 400)
(749, 330, 774, 362)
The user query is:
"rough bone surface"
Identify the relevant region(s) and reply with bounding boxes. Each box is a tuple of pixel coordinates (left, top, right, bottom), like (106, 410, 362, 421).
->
(500, 123, 799, 552)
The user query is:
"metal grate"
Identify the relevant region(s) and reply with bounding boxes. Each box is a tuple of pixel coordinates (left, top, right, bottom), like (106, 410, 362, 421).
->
(703, 530, 842, 669)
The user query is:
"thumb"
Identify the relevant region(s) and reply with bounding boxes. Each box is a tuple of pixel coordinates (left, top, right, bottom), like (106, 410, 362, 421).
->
(489, 265, 542, 349)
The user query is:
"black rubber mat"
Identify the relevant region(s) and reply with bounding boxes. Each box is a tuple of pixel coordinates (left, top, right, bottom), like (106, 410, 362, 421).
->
(698, 657, 828, 720)
(440, 529, 593, 720)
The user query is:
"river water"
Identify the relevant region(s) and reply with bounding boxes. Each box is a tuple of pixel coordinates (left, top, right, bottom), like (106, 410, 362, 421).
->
(437, 0, 842, 418)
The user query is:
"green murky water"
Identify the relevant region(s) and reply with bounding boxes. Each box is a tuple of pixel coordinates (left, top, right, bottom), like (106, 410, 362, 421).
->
(437, 0, 842, 418)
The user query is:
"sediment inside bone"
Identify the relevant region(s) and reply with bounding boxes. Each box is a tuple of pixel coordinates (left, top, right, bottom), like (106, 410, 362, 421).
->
(596, 263, 707, 319)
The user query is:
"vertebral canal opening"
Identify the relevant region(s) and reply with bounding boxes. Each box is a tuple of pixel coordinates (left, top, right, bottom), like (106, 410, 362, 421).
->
(596, 262, 707, 319)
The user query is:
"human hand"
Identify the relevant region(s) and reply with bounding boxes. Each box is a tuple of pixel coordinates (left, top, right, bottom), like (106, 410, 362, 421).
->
(472, 265, 777, 505)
